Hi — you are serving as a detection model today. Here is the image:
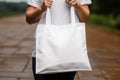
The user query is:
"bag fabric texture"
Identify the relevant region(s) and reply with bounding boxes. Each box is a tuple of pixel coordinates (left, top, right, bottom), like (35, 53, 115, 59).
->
(36, 6, 92, 74)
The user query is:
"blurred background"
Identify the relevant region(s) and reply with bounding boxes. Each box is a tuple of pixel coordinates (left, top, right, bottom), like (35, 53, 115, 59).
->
(0, 0, 27, 18)
(0, 0, 120, 80)
(89, 0, 120, 34)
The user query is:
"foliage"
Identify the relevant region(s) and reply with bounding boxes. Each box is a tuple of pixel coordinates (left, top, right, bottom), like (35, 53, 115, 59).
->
(0, 2, 27, 18)
(89, 0, 120, 30)
(89, 14, 120, 30)
(90, 0, 120, 16)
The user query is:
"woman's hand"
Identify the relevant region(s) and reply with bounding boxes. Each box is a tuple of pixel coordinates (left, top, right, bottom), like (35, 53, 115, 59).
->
(65, 0, 90, 22)
(26, 0, 53, 24)
(65, 0, 79, 7)
(41, 0, 53, 9)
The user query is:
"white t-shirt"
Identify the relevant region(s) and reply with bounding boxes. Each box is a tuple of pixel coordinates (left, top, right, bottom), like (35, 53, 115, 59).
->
(27, 0, 92, 57)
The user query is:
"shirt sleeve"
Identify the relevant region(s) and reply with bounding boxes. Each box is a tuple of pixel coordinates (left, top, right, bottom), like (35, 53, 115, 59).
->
(27, 0, 42, 7)
(78, 0, 92, 5)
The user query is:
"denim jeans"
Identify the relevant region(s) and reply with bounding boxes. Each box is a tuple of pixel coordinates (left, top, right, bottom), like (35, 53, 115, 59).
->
(32, 58, 76, 80)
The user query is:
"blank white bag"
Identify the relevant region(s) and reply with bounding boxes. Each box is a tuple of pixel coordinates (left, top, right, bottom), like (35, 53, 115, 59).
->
(36, 6, 92, 74)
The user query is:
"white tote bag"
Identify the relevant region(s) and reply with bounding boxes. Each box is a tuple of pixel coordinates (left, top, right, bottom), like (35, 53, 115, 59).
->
(36, 6, 92, 74)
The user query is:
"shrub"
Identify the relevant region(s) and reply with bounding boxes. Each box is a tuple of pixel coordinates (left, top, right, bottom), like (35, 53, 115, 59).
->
(115, 16, 120, 29)
(0, 2, 27, 18)
(88, 14, 119, 30)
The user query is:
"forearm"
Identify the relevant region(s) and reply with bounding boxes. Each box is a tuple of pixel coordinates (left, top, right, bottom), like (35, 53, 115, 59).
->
(26, 4, 46, 24)
(74, 3, 90, 22)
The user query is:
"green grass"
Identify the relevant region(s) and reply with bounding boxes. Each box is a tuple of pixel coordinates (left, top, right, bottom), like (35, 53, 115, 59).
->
(88, 14, 120, 35)
(88, 14, 120, 29)
(0, 12, 24, 18)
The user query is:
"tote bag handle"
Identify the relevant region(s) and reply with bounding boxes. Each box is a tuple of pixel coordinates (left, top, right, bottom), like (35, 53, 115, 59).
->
(46, 6, 76, 25)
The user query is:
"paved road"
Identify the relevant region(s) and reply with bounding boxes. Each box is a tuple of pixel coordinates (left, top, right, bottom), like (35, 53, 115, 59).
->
(0, 15, 120, 80)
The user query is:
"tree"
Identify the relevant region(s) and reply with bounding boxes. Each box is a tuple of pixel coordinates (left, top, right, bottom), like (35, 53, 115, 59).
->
(90, 0, 120, 17)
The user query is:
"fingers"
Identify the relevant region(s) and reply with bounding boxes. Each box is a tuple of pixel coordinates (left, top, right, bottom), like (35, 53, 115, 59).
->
(65, 0, 78, 6)
(69, 0, 77, 6)
(43, 0, 53, 8)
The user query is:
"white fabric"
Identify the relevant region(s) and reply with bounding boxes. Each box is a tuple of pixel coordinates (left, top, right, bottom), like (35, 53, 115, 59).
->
(27, 0, 92, 57)
(36, 7, 92, 74)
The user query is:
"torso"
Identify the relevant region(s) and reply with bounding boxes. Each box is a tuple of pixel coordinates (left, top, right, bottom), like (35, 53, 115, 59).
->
(39, 0, 79, 25)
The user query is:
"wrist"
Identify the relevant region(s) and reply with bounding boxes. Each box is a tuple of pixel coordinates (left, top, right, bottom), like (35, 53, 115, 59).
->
(41, 3, 47, 11)
(37, 3, 46, 12)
